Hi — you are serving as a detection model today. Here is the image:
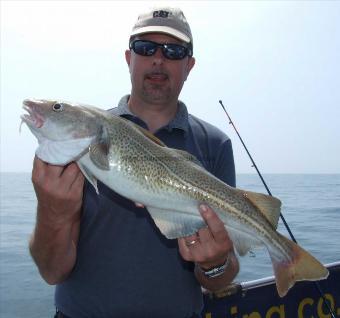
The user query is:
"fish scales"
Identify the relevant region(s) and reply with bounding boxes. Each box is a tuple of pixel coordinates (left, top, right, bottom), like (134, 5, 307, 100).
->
(113, 119, 263, 235)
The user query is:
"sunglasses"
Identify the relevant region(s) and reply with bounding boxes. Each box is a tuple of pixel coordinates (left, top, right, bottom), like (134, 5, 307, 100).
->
(129, 40, 193, 60)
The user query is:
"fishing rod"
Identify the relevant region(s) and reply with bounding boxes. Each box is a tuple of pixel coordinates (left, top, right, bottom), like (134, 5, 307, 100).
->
(218, 100, 336, 318)
(218, 100, 296, 241)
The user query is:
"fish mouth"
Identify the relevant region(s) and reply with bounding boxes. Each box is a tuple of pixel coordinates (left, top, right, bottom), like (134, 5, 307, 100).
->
(20, 99, 45, 130)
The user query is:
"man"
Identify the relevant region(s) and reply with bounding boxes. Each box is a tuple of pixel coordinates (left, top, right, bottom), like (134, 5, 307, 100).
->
(30, 7, 239, 318)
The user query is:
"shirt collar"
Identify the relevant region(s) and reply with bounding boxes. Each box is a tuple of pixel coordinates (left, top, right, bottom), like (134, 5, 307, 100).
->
(109, 95, 189, 133)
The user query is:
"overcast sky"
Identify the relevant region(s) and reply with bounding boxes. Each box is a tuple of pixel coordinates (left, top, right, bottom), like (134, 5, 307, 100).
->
(1, 1, 339, 174)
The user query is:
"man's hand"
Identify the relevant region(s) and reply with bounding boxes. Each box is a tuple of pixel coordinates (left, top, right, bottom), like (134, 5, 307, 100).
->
(32, 156, 84, 226)
(178, 204, 233, 269)
(178, 204, 239, 291)
(29, 156, 84, 284)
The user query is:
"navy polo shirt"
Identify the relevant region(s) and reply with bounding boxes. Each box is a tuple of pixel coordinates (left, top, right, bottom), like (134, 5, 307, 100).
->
(55, 95, 235, 318)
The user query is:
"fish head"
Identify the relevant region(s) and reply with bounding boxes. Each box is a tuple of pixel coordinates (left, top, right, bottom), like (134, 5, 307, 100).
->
(21, 98, 103, 165)
(21, 99, 102, 140)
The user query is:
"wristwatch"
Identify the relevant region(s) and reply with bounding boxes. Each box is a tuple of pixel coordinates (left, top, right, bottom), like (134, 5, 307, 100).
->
(199, 254, 230, 278)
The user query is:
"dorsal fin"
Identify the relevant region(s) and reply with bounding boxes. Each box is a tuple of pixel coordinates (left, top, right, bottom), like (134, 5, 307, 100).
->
(244, 191, 281, 228)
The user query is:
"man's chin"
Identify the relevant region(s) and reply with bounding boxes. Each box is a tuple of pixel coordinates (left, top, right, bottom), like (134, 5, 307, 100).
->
(142, 89, 171, 104)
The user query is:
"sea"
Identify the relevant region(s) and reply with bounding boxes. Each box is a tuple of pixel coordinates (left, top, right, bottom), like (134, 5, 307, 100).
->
(0, 173, 339, 318)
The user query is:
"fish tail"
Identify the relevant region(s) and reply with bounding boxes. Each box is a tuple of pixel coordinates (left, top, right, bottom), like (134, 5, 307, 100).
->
(270, 233, 329, 297)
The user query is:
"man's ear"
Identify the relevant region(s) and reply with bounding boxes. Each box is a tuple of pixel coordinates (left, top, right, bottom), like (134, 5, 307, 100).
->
(125, 50, 131, 66)
(184, 57, 195, 81)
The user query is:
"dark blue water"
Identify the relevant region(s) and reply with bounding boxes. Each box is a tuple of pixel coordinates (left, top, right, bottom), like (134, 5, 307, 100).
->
(1, 173, 339, 317)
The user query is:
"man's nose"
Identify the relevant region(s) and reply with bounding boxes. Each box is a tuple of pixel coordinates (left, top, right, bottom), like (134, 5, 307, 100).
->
(152, 48, 165, 65)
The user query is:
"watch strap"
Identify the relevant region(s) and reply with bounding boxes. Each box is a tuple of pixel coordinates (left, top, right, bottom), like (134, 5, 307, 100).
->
(199, 254, 230, 278)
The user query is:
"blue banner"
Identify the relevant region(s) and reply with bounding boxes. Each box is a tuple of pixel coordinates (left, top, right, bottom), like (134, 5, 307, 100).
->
(203, 262, 340, 318)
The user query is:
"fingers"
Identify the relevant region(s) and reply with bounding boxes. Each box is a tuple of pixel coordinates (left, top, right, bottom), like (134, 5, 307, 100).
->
(33, 158, 84, 191)
(32, 157, 85, 219)
(32, 156, 48, 183)
(70, 168, 85, 196)
(32, 156, 84, 226)
(199, 204, 229, 244)
(178, 204, 234, 269)
(185, 233, 199, 245)
(178, 229, 205, 262)
(62, 163, 84, 190)
(195, 225, 213, 246)
(33, 156, 62, 189)
(33, 156, 64, 179)
(178, 238, 190, 260)
(178, 237, 196, 262)
(135, 203, 145, 208)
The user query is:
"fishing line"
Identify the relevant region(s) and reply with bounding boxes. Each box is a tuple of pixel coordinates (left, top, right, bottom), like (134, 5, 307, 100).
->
(218, 100, 336, 318)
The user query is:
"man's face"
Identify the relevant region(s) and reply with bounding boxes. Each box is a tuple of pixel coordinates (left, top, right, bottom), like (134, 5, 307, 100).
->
(125, 33, 195, 105)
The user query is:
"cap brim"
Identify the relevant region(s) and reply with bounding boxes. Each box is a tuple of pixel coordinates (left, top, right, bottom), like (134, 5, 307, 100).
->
(130, 26, 191, 43)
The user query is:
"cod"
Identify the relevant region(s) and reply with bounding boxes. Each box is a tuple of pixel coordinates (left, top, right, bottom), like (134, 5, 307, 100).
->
(21, 98, 328, 297)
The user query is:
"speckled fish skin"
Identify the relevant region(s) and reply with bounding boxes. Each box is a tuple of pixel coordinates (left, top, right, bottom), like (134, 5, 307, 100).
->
(21, 98, 329, 297)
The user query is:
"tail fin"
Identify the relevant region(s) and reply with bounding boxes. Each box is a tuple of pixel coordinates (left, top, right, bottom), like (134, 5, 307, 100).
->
(271, 233, 329, 297)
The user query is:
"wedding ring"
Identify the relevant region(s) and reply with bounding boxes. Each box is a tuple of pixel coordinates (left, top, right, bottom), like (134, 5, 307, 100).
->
(186, 239, 197, 247)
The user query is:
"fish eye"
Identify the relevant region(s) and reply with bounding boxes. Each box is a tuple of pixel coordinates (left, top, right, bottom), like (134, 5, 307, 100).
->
(52, 103, 64, 112)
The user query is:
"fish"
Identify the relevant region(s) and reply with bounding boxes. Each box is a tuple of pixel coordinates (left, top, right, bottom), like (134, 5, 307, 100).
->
(21, 98, 329, 297)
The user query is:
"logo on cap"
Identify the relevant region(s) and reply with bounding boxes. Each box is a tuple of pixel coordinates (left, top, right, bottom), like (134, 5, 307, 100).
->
(153, 10, 170, 18)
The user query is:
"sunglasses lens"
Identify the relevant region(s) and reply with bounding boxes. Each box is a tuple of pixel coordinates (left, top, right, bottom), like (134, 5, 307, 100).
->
(163, 44, 188, 60)
(130, 40, 190, 60)
(132, 40, 157, 56)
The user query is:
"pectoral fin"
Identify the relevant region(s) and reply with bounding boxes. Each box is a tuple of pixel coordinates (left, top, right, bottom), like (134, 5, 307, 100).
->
(89, 143, 110, 170)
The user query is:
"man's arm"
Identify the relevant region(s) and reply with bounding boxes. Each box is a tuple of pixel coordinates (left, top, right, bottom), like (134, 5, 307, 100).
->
(178, 204, 239, 292)
(29, 157, 84, 285)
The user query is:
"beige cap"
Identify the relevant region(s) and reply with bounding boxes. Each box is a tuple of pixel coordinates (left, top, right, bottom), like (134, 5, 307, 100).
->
(130, 7, 193, 45)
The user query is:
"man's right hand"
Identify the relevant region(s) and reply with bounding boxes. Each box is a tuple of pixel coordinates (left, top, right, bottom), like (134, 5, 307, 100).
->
(32, 156, 84, 226)
(29, 156, 84, 284)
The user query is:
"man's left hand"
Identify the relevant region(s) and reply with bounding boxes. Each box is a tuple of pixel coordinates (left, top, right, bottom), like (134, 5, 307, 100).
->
(178, 204, 233, 270)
